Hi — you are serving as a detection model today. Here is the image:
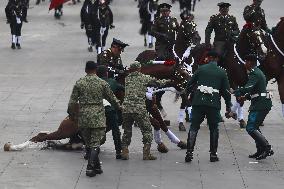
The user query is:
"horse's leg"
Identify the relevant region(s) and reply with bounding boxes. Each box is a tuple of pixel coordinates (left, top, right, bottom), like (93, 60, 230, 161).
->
(144, 34, 147, 47)
(102, 28, 108, 51)
(277, 69, 284, 117)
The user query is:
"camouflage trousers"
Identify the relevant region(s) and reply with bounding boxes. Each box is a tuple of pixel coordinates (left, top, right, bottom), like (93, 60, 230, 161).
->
(80, 127, 106, 148)
(121, 112, 153, 147)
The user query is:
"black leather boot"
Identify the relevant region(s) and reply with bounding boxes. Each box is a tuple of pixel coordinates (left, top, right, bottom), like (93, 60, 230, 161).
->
(249, 130, 273, 160)
(185, 130, 198, 162)
(94, 147, 103, 174)
(86, 147, 99, 177)
(249, 141, 262, 158)
(210, 130, 219, 162)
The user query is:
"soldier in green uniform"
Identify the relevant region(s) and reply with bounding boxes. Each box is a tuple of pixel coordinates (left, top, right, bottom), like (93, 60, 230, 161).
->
(120, 61, 170, 161)
(205, 2, 239, 57)
(150, 3, 179, 60)
(185, 51, 232, 163)
(97, 38, 129, 78)
(68, 61, 121, 177)
(233, 54, 274, 160)
(96, 65, 124, 159)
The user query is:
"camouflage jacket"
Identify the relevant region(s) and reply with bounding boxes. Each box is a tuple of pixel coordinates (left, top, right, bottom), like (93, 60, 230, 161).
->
(97, 48, 124, 78)
(205, 13, 239, 44)
(243, 5, 269, 31)
(68, 74, 120, 129)
(150, 16, 179, 46)
(123, 71, 169, 114)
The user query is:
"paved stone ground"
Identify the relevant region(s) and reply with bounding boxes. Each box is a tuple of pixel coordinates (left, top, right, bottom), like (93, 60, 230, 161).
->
(0, 0, 284, 189)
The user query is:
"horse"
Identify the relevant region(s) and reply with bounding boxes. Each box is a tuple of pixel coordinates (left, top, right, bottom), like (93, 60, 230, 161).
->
(139, 0, 159, 48)
(135, 19, 200, 131)
(262, 18, 284, 117)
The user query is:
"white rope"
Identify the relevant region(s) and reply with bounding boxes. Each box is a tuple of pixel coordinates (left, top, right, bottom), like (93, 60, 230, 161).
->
(234, 44, 246, 64)
(172, 44, 183, 62)
(270, 34, 284, 57)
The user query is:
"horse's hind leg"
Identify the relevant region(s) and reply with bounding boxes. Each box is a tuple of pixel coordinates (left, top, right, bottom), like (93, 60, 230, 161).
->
(144, 35, 147, 47)
(277, 69, 284, 117)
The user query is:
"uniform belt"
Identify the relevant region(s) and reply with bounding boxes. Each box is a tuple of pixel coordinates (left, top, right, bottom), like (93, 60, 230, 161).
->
(251, 92, 272, 99)
(197, 85, 219, 94)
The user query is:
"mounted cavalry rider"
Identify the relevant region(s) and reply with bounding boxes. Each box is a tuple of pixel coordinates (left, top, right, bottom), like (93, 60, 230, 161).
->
(205, 2, 239, 59)
(243, 0, 270, 60)
(97, 38, 129, 79)
(150, 3, 179, 60)
(81, 0, 100, 52)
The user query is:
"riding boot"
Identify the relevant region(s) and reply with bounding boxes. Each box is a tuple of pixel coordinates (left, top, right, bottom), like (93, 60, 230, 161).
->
(143, 144, 157, 160)
(86, 147, 99, 177)
(185, 130, 198, 162)
(11, 43, 16, 49)
(210, 130, 219, 162)
(249, 130, 274, 160)
(84, 147, 90, 160)
(248, 143, 262, 158)
(121, 146, 129, 160)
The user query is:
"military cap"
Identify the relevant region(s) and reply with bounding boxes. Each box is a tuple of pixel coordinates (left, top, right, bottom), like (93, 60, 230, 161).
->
(244, 54, 258, 62)
(180, 9, 194, 20)
(206, 50, 219, 58)
(111, 38, 129, 49)
(85, 61, 97, 70)
(129, 61, 141, 69)
(217, 2, 231, 8)
(159, 3, 172, 11)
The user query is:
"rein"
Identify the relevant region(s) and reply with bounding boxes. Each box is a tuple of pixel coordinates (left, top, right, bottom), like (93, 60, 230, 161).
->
(270, 34, 284, 57)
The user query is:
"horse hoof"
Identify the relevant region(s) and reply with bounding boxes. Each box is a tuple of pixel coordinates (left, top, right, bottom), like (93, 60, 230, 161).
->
(4, 143, 12, 151)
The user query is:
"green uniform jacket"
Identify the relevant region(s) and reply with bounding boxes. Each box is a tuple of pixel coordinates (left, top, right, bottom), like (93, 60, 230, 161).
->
(243, 5, 269, 31)
(187, 62, 232, 110)
(205, 13, 239, 44)
(68, 74, 120, 129)
(123, 71, 168, 114)
(234, 67, 272, 111)
(150, 16, 179, 46)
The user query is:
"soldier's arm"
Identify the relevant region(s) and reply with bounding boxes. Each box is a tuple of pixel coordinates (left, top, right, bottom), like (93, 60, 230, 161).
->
(67, 83, 80, 118)
(260, 9, 270, 32)
(220, 72, 232, 109)
(205, 16, 214, 45)
(108, 6, 114, 25)
(235, 72, 258, 96)
(232, 17, 240, 35)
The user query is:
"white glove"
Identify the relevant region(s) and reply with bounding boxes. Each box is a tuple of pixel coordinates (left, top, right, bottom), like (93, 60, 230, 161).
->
(182, 47, 191, 59)
(100, 27, 106, 35)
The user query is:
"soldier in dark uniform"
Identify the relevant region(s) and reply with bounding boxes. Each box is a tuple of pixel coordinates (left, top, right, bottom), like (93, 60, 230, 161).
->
(233, 54, 274, 160)
(205, 2, 239, 57)
(185, 51, 232, 163)
(96, 65, 124, 159)
(150, 3, 179, 60)
(97, 38, 129, 78)
(5, 0, 16, 24)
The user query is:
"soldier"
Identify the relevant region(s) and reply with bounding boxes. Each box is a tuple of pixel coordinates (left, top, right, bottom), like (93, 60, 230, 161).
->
(96, 65, 124, 159)
(8, 0, 25, 49)
(233, 54, 274, 160)
(120, 61, 170, 160)
(150, 3, 179, 60)
(185, 51, 232, 163)
(205, 2, 239, 58)
(68, 61, 121, 177)
(97, 38, 128, 78)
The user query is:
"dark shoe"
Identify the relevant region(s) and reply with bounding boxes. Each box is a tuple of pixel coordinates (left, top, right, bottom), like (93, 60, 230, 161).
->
(210, 153, 219, 162)
(249, 150, 262, 158)
(116, 153, 122, 159)
(177, 141, 187, 149)
(185, 152, 193, 162)
(23, 19, 28, 23)
(239, 119, 246, 128)
(86, 148, 100, 177)
(157, 142, 168, 153)
(86, 164, 96, 177)
(148, 43, 153, 48)
(11, 43, 16, 49)
(179, 122, 186, 131)
(88, 46, 93, 52)
(256, 145, 274, 160)
(16, 43, 21, 49)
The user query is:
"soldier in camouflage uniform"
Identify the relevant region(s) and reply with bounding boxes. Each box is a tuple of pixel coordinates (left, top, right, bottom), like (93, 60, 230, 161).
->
(120, 61, 170, 160)
(205, 2, 239, 57)
(150, 3, 179, 60)
(185, 51, 232, 163)
(68, 61, 120, 177)
(233, 54, 274, 160)
(97, 38, 128, 78)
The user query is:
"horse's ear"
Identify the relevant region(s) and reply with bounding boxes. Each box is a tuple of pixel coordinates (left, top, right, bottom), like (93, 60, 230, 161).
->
(281, 17, 284, 21)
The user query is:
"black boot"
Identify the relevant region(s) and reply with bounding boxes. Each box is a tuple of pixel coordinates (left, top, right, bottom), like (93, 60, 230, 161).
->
(210, 130, 219, 162)
(249, 130, 273, 160)
(84, 147, 90, 160)
(11, 43, 16, 49)
(249, 141, 262, 158)
(86, 147, 99, 177)
(94, 147, 103, 174)
(185, 130, 198, 162)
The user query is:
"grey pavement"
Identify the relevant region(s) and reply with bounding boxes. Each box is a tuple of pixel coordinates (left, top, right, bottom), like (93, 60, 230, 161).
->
(0, 0, 284, 189)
